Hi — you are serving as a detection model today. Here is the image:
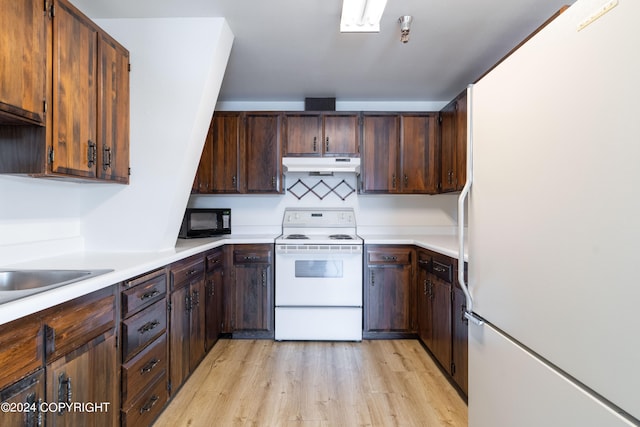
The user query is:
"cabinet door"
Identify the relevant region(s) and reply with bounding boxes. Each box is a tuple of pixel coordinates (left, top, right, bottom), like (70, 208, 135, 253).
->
(440, 90, 467, 193)
(416, 256, 432, 346)
(51, 0, 98, 179)
(189, 279, 206, 371)
(46, 334, 118, 427)
(243, 113, 282, 193)
(365, 264, 412, 333)
(361, 114, 399, 193)
(169, 285, 190, 394)
(0, 369, 45, 427)
(439, 99, 456, 192)
(322, 114, 360, 156)
(284, 114, 322, 156)
(233, 264, 272, 334)
(430, 276, 452, 371)
(211, 112, 242, 193)
(0, 0, 47, 124)
(205, 260, 224, 350)
(400, 114, 438, 194)
(193, 120, 214, 193)
(452, 285, 468, 396)
(97, 32, 129, 183)
(453, 92, 468, 191)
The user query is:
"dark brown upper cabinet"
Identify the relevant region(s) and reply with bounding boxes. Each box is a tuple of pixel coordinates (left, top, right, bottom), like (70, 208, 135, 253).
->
(0, 0, 48, 126)
(243, 112, 283, 194)
(193, 112, 242, 194)
(360, 113, 438, 194)
(439, 89, 467, 192)
(0, 0, 130, 183)
(283, 112, 360, 157)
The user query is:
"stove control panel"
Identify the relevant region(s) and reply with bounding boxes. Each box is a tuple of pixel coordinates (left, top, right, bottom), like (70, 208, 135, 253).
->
(283, 208, 355, 228)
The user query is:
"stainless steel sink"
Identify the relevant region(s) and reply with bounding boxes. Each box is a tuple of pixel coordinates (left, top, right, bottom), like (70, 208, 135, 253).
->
(0, 269, 113, 304)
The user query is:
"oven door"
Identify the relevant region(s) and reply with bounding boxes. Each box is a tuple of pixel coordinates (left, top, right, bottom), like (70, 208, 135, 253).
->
(275, 244, 362, 307)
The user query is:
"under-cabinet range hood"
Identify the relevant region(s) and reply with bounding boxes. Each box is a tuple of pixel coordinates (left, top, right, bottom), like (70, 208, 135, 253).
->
(282, 157, 361, 175)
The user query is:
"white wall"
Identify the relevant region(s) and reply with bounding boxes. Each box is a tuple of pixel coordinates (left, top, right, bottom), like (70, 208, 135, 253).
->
(0, 17, 233, 263)
(189, 172, 458, 235)
(81, 17, 234, 252)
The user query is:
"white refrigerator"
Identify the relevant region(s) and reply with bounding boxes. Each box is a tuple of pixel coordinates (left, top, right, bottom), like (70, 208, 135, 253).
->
(461, 0, 640, 425)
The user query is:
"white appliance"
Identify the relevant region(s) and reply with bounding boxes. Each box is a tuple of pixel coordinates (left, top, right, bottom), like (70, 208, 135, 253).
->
(275, 208, 363, 341)
(282, 156, 361, 174)
(459, 1, 640, 425)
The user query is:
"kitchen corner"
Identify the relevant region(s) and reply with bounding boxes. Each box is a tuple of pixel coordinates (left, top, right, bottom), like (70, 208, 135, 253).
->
(0, 232, 278, 326)
(358, 227, 468, 260)
(0, 228, 464, 326)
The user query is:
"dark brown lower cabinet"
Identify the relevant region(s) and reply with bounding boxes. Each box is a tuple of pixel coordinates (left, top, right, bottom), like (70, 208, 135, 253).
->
(42, 286, 119, 427)
(120, 268, 168, 427)
(429, 275, 452, 370)
(205, 248, 224, 350)
(229, 244, 274, 338)
(169, 255, 206, 395)
(452, 279, 469, 396)
(364, 245, 415, 338)
(417, 248, 468, 397)
(0, 369, 45, 427)
(46, 334, 118, 427)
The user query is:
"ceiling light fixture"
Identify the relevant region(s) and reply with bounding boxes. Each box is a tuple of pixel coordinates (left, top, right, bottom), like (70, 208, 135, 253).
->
(340, 0, 388, 33)
(399, 15, 413, 43)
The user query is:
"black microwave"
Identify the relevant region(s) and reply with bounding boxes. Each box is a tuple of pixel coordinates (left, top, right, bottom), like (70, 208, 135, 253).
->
(179, 208, 231, 238)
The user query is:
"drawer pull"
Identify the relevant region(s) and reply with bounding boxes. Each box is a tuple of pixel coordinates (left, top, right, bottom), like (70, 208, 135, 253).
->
(57, 373, 72, 415)
(382, 255, 398, 261)
(433, 265, 448, 273)
(243, 256, 260, 261)
(139, 395, 160, 414)
(140, 289, 160, 301)
(418, 259, 429, 266)
(140, 358, 160, 374)
(186, 269, 199, 276)
(138, 320, 160, 334)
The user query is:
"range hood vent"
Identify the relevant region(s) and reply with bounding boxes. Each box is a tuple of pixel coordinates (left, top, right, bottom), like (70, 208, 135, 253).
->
(282, 157, 361, 175)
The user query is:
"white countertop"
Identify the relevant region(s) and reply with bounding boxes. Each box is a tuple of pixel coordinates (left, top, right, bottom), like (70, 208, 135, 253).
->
(0, 234, 276, 326)
(360, 234, 468, 261)
(0, 231, 466, 326)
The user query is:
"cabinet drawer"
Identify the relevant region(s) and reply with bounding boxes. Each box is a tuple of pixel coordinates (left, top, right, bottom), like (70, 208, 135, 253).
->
(233, 247, 272, 264)
(0, 315, 42, 389)
(122, 333, 167, 408)
(122, 268, 167, 318)
(121, 373, 168, 427)
(43, 287, 116, 362)
(206, 249, 224, 272)
(431, 259, 454, 283)
(367, 248, 412, 264)
(122, 299, 166, 362)
(170, 256, 205, 290)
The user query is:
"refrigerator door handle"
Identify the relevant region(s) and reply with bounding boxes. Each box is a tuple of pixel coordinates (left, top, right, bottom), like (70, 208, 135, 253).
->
(458, 84, 484, 327)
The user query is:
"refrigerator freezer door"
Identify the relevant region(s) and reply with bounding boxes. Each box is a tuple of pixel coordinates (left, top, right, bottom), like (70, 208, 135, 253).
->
(469, 0, 640, 421)
(469, 323, 636, 427)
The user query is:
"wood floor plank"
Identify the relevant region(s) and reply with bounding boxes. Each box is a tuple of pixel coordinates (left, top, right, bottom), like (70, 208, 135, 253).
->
(153, 339, 467, 427)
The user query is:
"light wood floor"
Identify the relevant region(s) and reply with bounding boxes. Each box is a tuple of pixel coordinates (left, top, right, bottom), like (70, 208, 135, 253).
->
(153, 339, 467, 427)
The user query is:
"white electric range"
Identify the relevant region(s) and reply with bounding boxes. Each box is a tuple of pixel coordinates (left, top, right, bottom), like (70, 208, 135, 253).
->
(274, 208, 363, 341)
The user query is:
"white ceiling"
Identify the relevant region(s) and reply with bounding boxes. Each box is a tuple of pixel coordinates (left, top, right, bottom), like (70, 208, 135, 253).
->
(72, 0, 573, 103)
